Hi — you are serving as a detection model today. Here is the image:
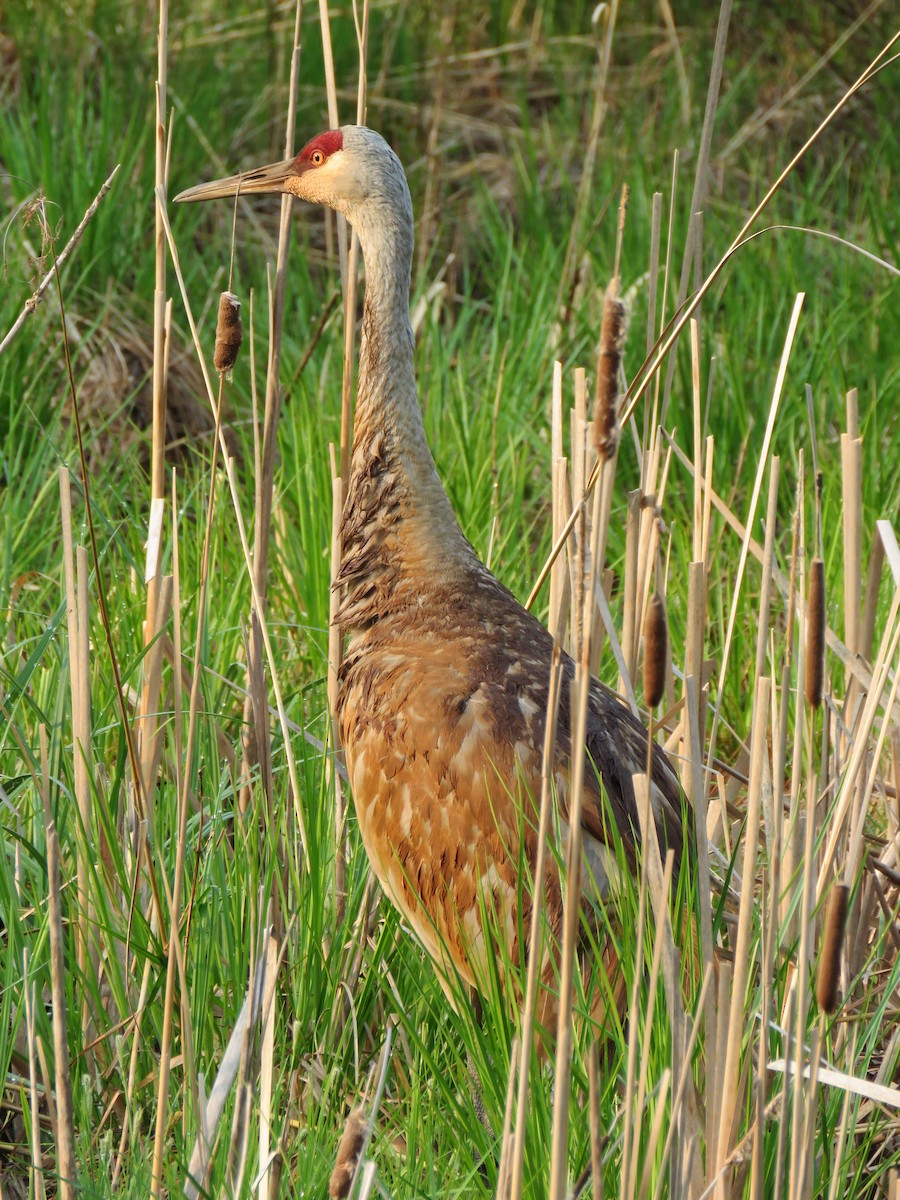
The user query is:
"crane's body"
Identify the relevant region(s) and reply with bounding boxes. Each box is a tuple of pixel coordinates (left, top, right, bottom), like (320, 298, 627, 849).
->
(177, 125, 687, 1038)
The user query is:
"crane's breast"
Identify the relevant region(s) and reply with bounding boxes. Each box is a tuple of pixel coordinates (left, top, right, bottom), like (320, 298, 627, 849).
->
(338, 642, 552, 989)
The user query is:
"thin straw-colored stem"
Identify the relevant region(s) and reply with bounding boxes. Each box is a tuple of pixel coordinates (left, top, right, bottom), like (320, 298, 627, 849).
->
(47, 824, 77, 1200)
(715, 677, 769, 1189)
(508, 645, 564, 1200)
(0, 166, 119, 357)
(243, 0, 304, 818)
(704, 295, 805, 803)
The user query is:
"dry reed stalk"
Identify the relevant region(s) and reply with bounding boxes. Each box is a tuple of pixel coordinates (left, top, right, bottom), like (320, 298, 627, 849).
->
(570, 367, 590, 658)
(705, 293, 805, 799)
(496, 1037, 521, 1199)
(788, 715, 818, 1200)
(753, 460, 781, 689)
(684, 667, 715, 1062)
(650, 966, 712, 1200)
(139, 0, 170, 870)
(548, 409, 609, 1200)
(619, 489, 642, 688)
(633, 780, 694, 1195)
(646, 198, 665, 344)
(588, 1039, 605, 1200)
(620, 796, 652, 1200)
(806, 559, 826, 709)
(659, 0, 731, 422)
(647, 150, 679, 470)
(551, 358, 564, 463)
(416, 8, 451, 282)
(329, 445, 348, 926)
(75, 544, 97, 1035)
(558, 0, 617, 302)
(508, 646, 563, 1200)
(715, 676, 769, 1195)
(23, 950, 46, 1200)
(841, 389, 862, 667)
(860, 531, 886, 665)
(170, 476, 200, 1120)
(0, 165, 120, 356)
(59, 471, 93, 1033)
(782, 478, 805, 948)
(750, 874, 773, 1200)
(636, 1068, 672, 1200)
(681, 561, 710, 787)
(622, 855, 669, 1200)
(47, 823, 77, 1200)
(142, 571, 174, 798)
(700, 434, 714, 564)
(259, 925, 280, 1200)
(549, 458, 572, 641)
(643, 191, 663, 452)
(633, 489, 663, 675)
(34, 1033, 56, 1165)
(690, 319, 703, 562)
(326, 0, 369, 931)
(548, 362, 569, 634)
(240, 0, 303, 824)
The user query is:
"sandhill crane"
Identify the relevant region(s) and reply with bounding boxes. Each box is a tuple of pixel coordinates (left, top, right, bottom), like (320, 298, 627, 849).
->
(176, 125, 688, 1041)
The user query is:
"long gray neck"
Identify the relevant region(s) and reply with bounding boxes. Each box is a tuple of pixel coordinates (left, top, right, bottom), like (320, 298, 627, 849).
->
(337, 202, 475, 627)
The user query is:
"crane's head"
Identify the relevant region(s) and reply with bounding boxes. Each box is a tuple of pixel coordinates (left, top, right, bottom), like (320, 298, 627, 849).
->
(175, 125, 412, 235)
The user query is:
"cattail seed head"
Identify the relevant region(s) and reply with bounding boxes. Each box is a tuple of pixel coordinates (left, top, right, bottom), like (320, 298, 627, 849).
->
(806, 557, 826, 708)
(643, 592, 668, 710)
(593, 278, 627, 461)
(214, 291, 242, 373)
(329, 1107, 368, 1198)
(816, 883, 849, 1014)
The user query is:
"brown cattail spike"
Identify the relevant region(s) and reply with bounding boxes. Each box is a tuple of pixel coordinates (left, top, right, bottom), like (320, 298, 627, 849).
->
(329, 1106, 368, 1198)
(643, 593, 668, 710)
(214, 291, 242, 374)
(816, 883, 849, 1014)
(593, 277, 627, 461)
(806, 557, 826, 708)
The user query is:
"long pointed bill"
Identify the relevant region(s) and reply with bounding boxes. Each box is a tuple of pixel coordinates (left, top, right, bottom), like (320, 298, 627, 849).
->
(174, 159, 297, 204)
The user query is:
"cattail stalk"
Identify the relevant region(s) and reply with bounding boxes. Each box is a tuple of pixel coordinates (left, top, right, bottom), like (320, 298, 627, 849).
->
(329, 1108, 369, 1198)
(593, 278, 626, 462)
(213, 291, 243, 373)
(816, 884, 849, 1014)
(643, 593, 668, 710)
(806, 558, 825, 708)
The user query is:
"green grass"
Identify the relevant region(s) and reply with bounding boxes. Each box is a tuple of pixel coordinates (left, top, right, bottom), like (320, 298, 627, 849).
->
(2, 1, 900, 1197)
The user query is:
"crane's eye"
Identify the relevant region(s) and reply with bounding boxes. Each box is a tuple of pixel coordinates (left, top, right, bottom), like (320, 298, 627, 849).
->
(310, 149, 326, 166)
